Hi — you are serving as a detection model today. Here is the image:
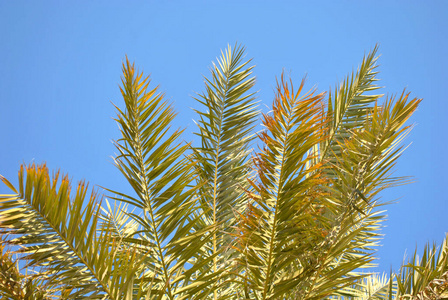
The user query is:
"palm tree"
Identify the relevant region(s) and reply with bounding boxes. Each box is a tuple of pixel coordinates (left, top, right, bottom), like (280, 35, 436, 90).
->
(0, 44, 445, 299)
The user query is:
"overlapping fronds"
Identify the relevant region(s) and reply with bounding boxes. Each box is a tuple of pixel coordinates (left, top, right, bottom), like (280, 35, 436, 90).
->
(233, 74, 329, 299)
(99, 199, 139, 243)
(297, 209, 385, 299)
(322, 45, 382, 164)
(354, 273, 396, 300)
(331, 273, 396, 300)
(0, 164, 141, 299)
(339, 235, 448, 300)
(0, 44, 427, 299)
(394, 234, 448, 299)
(231, 47, 421, 300)
(0, 242, 51, 299)
(301, 92, 420, 300)
(332, 91, 420, 208)
(301, 50, 387, 295)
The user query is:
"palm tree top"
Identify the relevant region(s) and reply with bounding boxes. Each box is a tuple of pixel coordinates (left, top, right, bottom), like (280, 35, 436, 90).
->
(1, 44, 442, 300)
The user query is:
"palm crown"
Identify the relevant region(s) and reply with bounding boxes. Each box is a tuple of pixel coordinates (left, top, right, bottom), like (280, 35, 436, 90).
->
(1, 44, 446, 299)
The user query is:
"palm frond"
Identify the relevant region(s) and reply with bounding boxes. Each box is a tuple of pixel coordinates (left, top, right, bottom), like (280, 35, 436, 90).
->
(330, 273, 396, 300)
(99, 199, 139, 246)
(0, 44, 425, 300)
(0, 242, 53, 299)
(330, 91, 420, 216)
(186, 43, 258, 299)
(395, 234, 448, 299)
(233, 74, 327, 299)
(110, 57, 199, 299)
(301, 92, 420, 299)
(0, 164, 142, 299)
(322, 45, 382, 166)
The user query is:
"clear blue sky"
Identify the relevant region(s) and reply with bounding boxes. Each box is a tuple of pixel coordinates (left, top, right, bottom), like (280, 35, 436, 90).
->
(1, 1, 447, 275)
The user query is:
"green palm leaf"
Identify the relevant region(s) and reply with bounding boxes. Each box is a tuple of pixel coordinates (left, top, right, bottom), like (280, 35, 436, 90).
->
(188, 44, 258, 299)
(301, 93, 420, 299)
(0, 44, 425, 300)
(109, 57, 200, 299)
(0, 242, 52, 299)
(234, 74, 328, 299)
(394, 234, 448, 299)
(331, 273, 397, 300)
(0, 164, 142, 299)
(322, 45, 382, 164)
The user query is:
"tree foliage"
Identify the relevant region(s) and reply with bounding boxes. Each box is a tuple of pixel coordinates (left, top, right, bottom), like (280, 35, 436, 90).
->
(1, 44, 444, 299)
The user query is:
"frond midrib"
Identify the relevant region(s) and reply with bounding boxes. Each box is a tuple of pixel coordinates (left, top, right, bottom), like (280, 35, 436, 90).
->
(209, 68, 228, 300)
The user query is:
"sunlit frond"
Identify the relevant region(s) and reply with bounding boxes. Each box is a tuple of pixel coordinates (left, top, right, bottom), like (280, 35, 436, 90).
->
(331, 273, 396, 300)
(233, 73, 328, 299)
(299, 92, 421, 299)
(0, 44, 425, 300)
(395, 234, 448, 299)
(0, 164, 142, 299)
(0, 242, 53, 299)
(322, 45, 382, 164)
(186, 44, 258, 299)
(109, 57, 200, 299)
